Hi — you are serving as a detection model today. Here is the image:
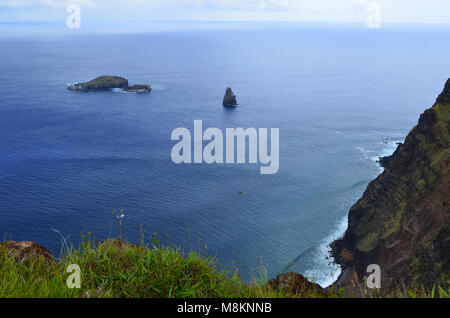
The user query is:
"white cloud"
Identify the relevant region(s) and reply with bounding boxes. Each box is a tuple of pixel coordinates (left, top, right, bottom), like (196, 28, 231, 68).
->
(40, 0, 95, 8)
(0, 0, 449, 24)
(0, 0, 94, 7)
(201, 0, 304, 11)
(0, 0, 29, 7)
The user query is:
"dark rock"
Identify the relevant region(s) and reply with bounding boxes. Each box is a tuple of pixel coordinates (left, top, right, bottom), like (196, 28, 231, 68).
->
(340, 248, 355, 264)
(223, 87, 237, 107)
(378, 142, 404, 169)
(122, 84, 152, 93)
(0, 241, 53, 263)
(436, 78, 450, 104)
(334, 267, 359, 287)
(266, 272, 328, 297)
(377, 154, 394, 169)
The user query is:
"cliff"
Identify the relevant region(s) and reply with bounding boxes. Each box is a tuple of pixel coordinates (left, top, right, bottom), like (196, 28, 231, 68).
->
(332, 79, 450, 290)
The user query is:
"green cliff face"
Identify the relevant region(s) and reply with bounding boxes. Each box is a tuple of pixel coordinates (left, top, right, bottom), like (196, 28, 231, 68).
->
(332, 79, 450, 290)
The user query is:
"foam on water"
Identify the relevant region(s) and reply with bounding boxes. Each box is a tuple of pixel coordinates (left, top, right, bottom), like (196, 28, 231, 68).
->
(310, 139, 403, 287)
(304, 215, 349, 287)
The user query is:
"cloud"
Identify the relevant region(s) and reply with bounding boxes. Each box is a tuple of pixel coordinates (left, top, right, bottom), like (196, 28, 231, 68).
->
(0, 0, 367, 12)
(201, 0, 304, 11)
(0, 0, 29, 7)
(40, 0, 95, 7)
(0, 0, 94, 7)
(351, 0, 370, 13)
(0, 0, 305, 11)
(0, 0, 449, 24)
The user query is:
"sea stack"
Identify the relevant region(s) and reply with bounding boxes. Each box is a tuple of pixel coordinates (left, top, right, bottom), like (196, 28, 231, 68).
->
(223, 87, 238, 107)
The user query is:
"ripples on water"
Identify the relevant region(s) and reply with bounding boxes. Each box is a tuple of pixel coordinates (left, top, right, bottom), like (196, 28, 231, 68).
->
(0, 23, 449, 286)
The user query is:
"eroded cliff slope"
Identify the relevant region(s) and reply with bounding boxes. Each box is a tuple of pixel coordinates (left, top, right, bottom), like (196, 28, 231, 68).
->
(332, 79, 450, 290)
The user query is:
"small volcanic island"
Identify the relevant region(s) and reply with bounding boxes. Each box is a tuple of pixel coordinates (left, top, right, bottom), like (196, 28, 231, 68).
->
(68, 76, 151, 93)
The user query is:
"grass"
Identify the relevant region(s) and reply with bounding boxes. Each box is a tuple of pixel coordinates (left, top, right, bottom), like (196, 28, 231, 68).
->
(0, 239, 294, 298)
(1, 238, 448, 298)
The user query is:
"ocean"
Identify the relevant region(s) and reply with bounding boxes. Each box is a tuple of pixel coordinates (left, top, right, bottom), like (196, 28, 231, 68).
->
(1, 22, 449, 286)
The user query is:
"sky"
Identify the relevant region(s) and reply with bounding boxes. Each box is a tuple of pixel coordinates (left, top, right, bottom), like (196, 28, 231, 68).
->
(0, 0, 449, 24)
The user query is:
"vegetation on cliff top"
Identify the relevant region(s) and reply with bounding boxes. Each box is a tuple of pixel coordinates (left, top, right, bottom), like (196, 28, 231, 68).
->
(0, 239, 327, 298)
(0, 239, 448, 298)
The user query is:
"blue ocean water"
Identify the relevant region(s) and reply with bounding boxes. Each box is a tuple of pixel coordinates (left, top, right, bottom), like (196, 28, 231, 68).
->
(0, 22, 449, 286)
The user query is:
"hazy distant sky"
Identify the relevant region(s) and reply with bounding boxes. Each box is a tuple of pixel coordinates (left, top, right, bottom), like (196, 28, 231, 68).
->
(0, 0, 449, 24)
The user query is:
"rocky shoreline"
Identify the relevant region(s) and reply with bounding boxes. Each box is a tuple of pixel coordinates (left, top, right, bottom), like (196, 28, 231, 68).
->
(122, 84, 152, 93)
(377, 143, 403, 169)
